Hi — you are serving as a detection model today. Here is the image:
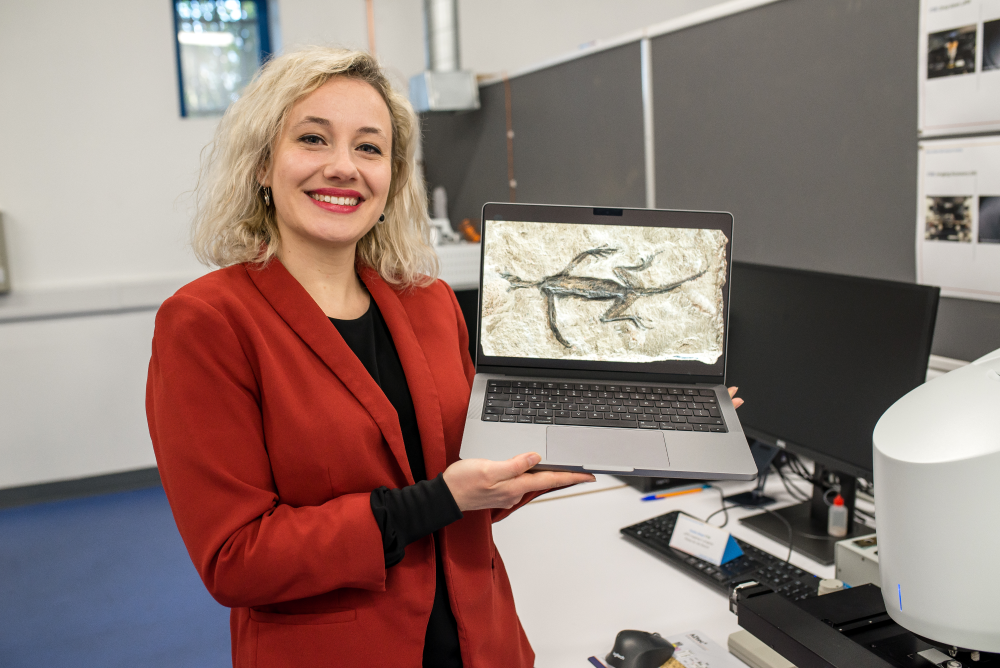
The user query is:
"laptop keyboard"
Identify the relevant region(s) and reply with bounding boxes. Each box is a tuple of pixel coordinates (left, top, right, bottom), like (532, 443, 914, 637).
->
(480, 379, 728, 432)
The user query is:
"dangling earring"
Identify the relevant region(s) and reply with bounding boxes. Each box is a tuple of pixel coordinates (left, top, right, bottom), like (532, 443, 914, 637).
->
(378, 213, 385, 223)
(263, 187, 271, 207)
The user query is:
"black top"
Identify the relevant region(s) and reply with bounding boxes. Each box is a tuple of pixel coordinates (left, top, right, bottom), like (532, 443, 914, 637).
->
(330, 297, 463, 668)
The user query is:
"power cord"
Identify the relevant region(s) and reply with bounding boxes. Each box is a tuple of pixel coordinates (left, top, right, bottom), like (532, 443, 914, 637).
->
(703, 454, 880, 563)
(704, 485, 729, 528)
(704, 485, 794, 563)
(782, 452, 813, 482)
(775, 466, 811, 502)
(781, 453, 878, 527)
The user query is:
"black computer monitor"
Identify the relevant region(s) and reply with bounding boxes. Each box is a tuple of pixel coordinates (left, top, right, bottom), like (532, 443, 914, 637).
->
(725, 261, 939, 564)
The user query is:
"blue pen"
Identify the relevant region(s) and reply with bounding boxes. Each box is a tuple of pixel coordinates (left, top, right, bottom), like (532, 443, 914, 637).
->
(641, 484, 710, 501)
(588, 657, 608, 668)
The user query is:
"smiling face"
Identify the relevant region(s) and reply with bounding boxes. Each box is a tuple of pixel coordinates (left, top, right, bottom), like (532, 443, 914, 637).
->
(264, 76, 393, 260)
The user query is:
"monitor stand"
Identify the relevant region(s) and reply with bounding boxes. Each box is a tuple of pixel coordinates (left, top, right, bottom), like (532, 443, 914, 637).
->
(739, 464, 874, 566)
(725, 440, 779, 507)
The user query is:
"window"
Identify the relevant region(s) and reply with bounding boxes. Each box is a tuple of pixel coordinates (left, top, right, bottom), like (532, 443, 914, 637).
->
(173, 1, 272, 117)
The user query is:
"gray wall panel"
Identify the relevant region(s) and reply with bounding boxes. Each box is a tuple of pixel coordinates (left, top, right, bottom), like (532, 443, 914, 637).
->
(421, 0, 1000, 360)
(421, 42, 645, 226)
(508, 42, 645, 208)
(651, 0, 999, 361)
(932, 297, 1000, 361)
(421, 82, 509, 227)
(653, 0, 917, 281)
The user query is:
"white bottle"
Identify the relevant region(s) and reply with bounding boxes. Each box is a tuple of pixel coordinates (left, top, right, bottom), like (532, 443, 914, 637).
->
(828, 493, 848, 537)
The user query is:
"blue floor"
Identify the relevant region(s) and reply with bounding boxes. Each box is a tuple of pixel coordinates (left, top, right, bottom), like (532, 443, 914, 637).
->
(0, 486, 230, 667)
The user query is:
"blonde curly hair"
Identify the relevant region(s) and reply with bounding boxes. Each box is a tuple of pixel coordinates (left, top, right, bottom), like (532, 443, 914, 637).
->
(191, 46, 438, 287)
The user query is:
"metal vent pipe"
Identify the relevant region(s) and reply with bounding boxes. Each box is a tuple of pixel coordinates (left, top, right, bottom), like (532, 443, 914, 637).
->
(409, 0, 478, 112)
(425, 0, 460, 72)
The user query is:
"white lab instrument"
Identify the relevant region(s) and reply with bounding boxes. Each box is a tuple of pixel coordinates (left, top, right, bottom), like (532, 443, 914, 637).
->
(873, 347, 1000, 653)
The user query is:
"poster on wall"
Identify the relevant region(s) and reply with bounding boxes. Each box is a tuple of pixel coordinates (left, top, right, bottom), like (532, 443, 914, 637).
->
(919, 0, 1000, 136)
(918, 136, 1000, 302)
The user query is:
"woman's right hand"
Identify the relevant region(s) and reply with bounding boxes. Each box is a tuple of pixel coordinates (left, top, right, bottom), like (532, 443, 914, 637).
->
(442, 453, 596, 512)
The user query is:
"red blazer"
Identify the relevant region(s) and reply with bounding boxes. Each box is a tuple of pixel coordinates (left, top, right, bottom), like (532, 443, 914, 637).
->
(146, 260, 535, 668)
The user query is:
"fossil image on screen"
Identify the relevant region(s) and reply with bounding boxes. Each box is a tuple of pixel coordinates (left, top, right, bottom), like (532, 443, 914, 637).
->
(481, 220, 728, 364)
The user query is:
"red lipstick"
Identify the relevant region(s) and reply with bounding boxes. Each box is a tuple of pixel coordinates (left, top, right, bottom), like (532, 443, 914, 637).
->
(307, 187, 364, 213)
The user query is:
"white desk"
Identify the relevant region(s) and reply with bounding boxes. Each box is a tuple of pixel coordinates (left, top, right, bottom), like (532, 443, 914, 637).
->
(491, 474, 836, 668)
(436, 242, 481, 291)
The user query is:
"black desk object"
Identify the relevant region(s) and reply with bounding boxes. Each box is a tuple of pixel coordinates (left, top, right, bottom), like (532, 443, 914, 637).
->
(621, 511, 821, 601)
(615, 476, 707, 494)
(739, 498, 874, 566)
(735, 584, 997, 668)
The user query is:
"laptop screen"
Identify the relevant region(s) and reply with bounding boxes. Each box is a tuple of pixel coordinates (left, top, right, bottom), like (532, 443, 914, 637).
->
(475, 204, 733, 381)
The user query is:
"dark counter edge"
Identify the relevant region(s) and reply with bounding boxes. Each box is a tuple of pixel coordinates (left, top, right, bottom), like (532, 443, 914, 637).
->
(0, 467, 161, 510)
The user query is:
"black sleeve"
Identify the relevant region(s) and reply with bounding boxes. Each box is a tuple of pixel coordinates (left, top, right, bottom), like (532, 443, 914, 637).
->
(370, 474, 463, 567)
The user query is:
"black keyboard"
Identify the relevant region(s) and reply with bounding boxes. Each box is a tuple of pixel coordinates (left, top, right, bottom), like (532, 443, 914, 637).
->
(621, 511, 821, 601)
(479, 379, 728, 432)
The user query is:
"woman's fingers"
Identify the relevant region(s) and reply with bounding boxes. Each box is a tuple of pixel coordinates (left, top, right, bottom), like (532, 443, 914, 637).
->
(495, 452, 542, 482)
(500, 454, 595, 488)
(727, 386, 744, 409)
(503, 469, 595, 498)
(443, 455, 597, 511)
(525, 471, 596, 490)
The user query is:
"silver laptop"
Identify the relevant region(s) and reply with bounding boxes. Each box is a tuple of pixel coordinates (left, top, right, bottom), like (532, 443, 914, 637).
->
(458, 203, 756, 480)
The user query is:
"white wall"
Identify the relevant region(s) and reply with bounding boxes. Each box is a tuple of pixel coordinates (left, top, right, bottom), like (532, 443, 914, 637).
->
(0, 0, 734, 489)
(458, 0, 735, 78)
(0, 0, 736, 294)
(0, 312, 158, 489)
(0, 1, 211, 292)
(278, 0, 425, 91)
(0, 0, 218, 488)
(282, 0, 737, 88)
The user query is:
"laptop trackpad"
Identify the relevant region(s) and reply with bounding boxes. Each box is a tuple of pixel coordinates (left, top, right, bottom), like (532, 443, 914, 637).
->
(545, 427, 670, 471)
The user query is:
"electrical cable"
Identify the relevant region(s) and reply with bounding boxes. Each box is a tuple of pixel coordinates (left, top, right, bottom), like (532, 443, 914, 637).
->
(776, 467, 811, 502)
(705, 485, 729, 528)
(773, 453, 879, 538)
(705, 486, 794, 563)
(854, 507, 876, 525)
(772, 452, 812, 500)
(794, 461, 814, 482)
(776, 466, 851, 539)
(702, 454, 863, 563)
(762, 506, 795, 563)
(794, 528, 837, 541)
(784, 452, 813, 482)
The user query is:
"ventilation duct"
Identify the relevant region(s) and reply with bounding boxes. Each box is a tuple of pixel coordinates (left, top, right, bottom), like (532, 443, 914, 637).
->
(409, 0, 480, 112)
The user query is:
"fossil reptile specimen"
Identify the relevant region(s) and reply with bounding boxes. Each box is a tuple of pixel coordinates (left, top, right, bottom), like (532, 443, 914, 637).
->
(500, 246, 707, 348)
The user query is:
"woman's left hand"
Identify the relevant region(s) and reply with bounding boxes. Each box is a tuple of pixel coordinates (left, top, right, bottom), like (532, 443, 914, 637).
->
(442, 452, 594, 512)
(728, 386, 743, 409)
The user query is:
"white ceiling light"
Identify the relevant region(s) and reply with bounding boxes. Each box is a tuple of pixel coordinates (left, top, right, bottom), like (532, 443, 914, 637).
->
(178, 31, 235, 47)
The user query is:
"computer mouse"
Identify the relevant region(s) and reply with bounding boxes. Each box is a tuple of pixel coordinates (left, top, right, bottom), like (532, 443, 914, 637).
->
(605, 629, 675, 668)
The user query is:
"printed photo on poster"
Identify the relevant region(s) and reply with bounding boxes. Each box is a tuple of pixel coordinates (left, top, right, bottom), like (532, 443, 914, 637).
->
(927, 25, 977, 78)
(983, 19, 1000, 71)
(979, 196, 1000, 242)
(917, 137, 1000, 302)
(925, 196, 973, 241)
(919, 0, 1000, 136)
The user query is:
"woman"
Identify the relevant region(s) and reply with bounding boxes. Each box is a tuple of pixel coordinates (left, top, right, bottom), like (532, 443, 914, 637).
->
(146, 47, 596, 668)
